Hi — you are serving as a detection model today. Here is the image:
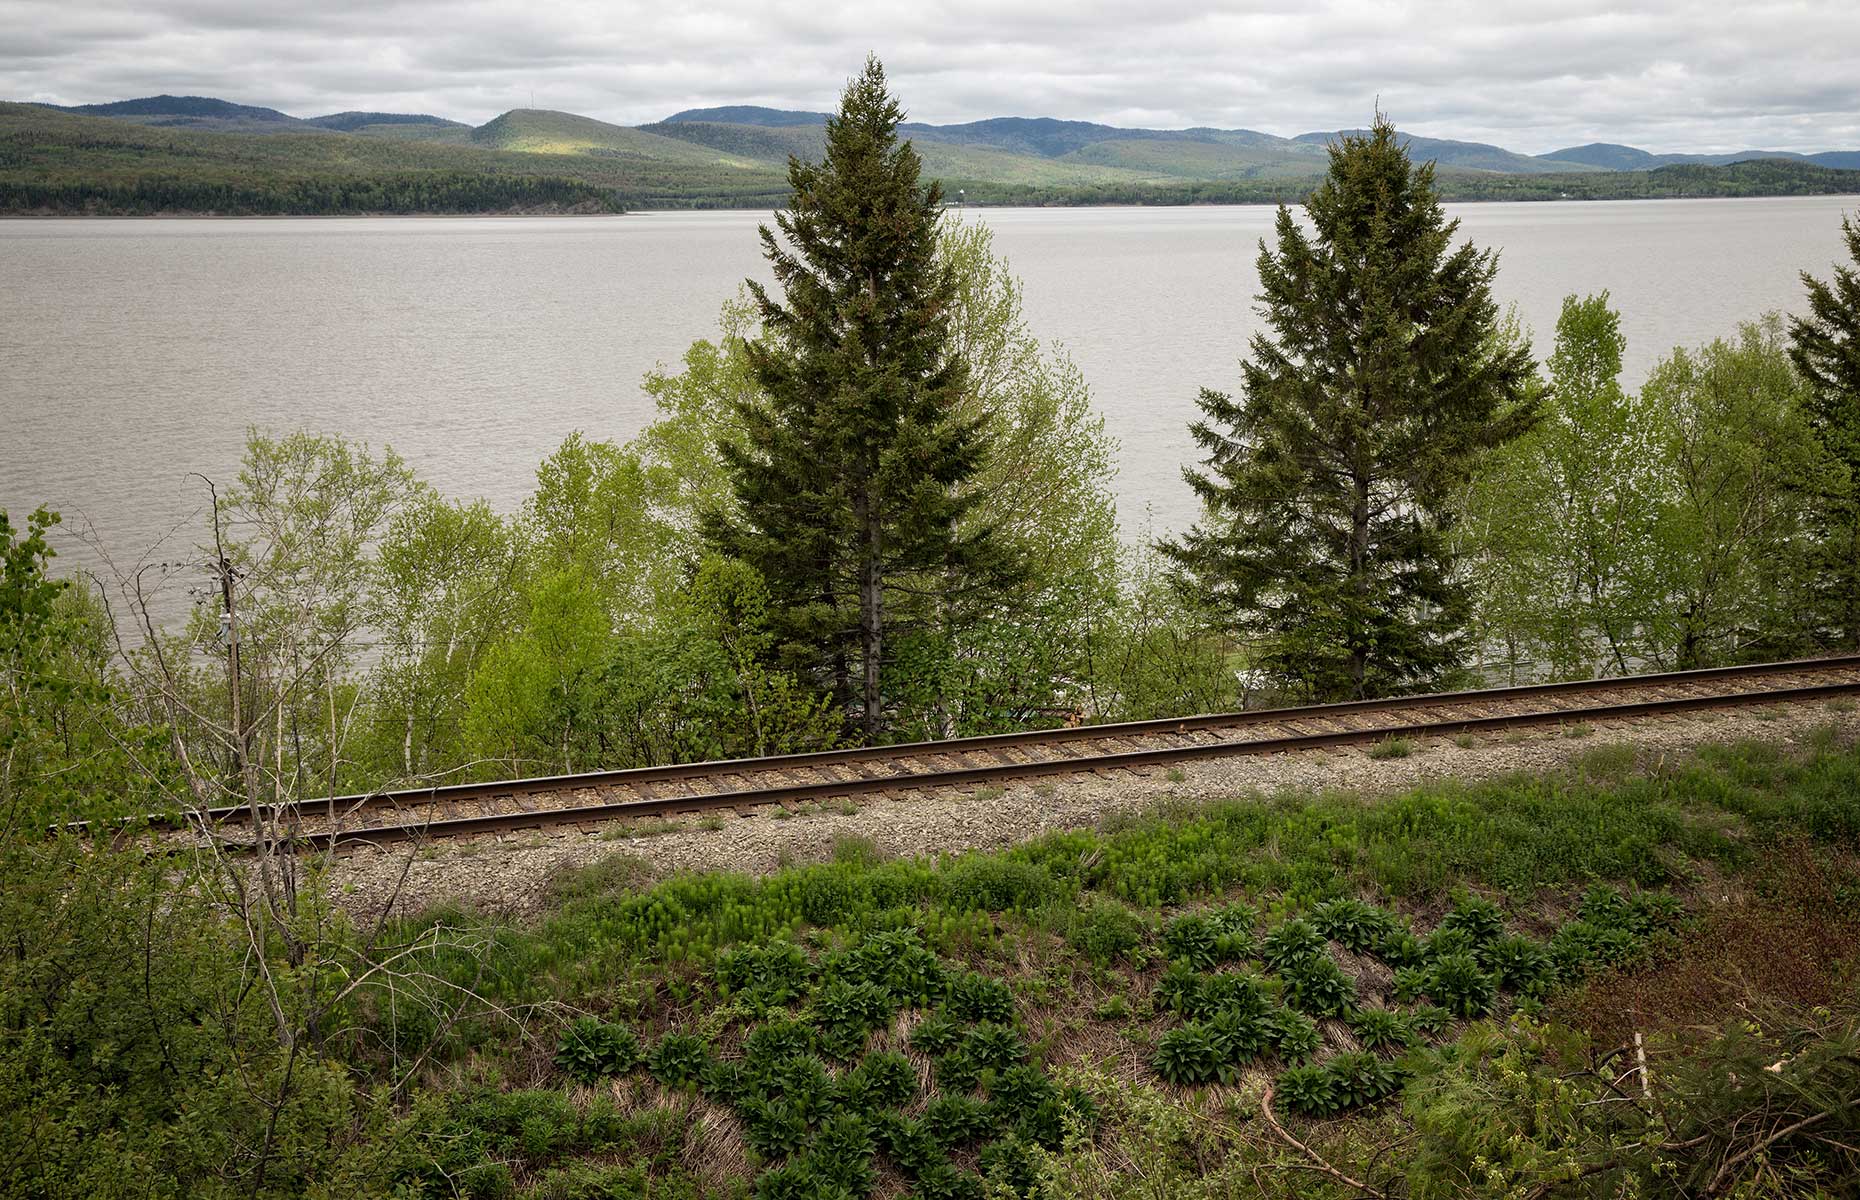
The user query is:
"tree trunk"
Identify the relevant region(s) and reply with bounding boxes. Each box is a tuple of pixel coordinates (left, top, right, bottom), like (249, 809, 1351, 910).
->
(856, 484, 883, 743)
(1349, 472, 1371, 699)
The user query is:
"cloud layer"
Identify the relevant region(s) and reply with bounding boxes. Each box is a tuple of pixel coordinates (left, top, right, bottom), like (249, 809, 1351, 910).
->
(4, 0, 1857, 153)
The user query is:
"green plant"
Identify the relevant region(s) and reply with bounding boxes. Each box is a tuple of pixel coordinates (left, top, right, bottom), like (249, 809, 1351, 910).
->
(1153, 1023, 1228, 1085)
(718, 939, 813, 1009)
(740, 1095, 810, 1160)
(964, 1023, 1026, 1071)
(1191, 970, 1270, 1021)
(1427, 951, 1499, 1018)
(1479, 934, 1553, 994)
(988, 1064, 1058, 1123)
(911, 1160, 985, 1200)
(744, 1018, 818, 1074)
(1405, 1003, 1453, 1037)
(909, 1013, 963, 1056)
(844, 1050, 917, 1111)
(934, 1048, 981, 1093)
(1311, 897, 1394, 953)
(1281, 954, 1357, 1018)
(1348, 1007, 1413, 1051)
(1208, 1007, 1271, 1063)
(1261, 918, 1327, 970)
(646, 1031, 710, 1087)
(810, 1112, 878, 1195)
(872, 1111, 940, 1178)
(1275, 1063, 1341, 1116)
(1392, 965, 1430, 1003)
(1326, 1050, 1406, 1107)
(552, 1018, 642, 1084)
(944, 972, 1015, 1024)
(1069, 899, 1148, 965)
(1369, 737, 1414, 760)
(1437, 893, 1507, 946)
(1161, 912, 1222, 969)
(921, 1094, 995, 1148)
(1266, 1008, 1323, 1062)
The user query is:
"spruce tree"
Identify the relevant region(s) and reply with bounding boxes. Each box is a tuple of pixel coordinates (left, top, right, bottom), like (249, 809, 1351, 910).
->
(1163, 117, 1537, 701)
(1787, 215, 1860, 647)
(706, 57, 1000, 740)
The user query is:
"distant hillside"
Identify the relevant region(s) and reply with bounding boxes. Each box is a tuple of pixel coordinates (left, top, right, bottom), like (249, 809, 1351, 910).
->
(6, 93, 1856, 215)
(306, 111, 464, 132)
(662, 105, 828, 127)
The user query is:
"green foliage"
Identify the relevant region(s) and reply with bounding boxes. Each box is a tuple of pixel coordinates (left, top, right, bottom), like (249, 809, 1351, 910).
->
(1265, 1008, 1324, 1062)
(1275, 1063, 1341, 1116)
(943, 972, 1016, 1024)
(1281, 954, 1358, 1018)
(1310, 897, 1395, 953)
(645, 1031, 711, 1087)
(844, 1051, 917, 1111)
(1152, 1024, 1228, 1085)
(909, 1013, 963, 1057)
(1349, 1007, 1415, 1051)
(809, 1112, 878, 1196)
(1436, 894, 1507, 946)
(1162, 115, 1537, 700)
(1068, 899, 1148, 965)
(719, 938, 814, 1008)
(921, 1094, 996, 1148)
(963, 1023, 1027, 1071)
(554, 1018, 643, 1084)
(1788, 214, 1860, 648)
(1426, 952, 1499, 1019)
(1478, 934, 1554, 995)
(705, 57, 1013, 740)
(1260, 918, 1327, 970)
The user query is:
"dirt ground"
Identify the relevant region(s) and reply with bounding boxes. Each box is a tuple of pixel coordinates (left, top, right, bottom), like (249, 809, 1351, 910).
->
(322, 700, 1860, 923)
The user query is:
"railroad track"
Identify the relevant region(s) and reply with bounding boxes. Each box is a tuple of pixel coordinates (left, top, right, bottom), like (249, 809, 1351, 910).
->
(157, 655, 1860, 852)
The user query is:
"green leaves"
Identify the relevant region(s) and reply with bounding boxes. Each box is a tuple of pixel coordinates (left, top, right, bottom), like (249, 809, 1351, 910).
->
(552, 1018, 641, 1084)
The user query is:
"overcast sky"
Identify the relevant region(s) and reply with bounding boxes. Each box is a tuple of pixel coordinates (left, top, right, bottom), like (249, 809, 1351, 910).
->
(3, 0, 1857, 153)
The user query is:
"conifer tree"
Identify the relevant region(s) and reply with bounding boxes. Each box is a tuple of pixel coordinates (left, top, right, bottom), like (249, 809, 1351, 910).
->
(1787, 215, 1860, 647)
(1163, 116, 1537, 701)
(706, 57, 1002, 740)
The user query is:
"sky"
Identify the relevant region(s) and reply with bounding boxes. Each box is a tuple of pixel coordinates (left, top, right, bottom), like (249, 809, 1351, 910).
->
(3, 0, 1858, 154)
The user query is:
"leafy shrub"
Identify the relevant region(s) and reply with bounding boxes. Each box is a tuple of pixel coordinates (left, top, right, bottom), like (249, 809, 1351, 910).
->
(1405, 1003, 1452, 1037)
(810, 1112, 877, 1195)
(964, 1023, 1026, 1071)
(824, 928, 945, 1005)
(811, 978, 895, 1060)
(1421, 925, 1480, 962)
(911, 1161, 985, 1200)
(872, 1111, 941, 1178)
(1326, 1050, 1406, 1107)
(740, 1096, 810, 1160)
(1348, 1007, 1413, 1051)
(1153, 1023, 1228, 1084)
(1547, 920, 1645, 979)
(909, 1013, 963, 1056)
(934, 1049, 981, 1093)
(1275, 1063, 1340, 1116)
(744, 1018, 818, 1074)
(843, 1050, 916, 1111)
(718, 940, 813, 1008)
(988, 1064, 1058, 1123)
(1266, 1008, 1323, 1062)
(1479, 934, 1553, 994)
(944, 972, 1015, 1024)
(978, 1135, 1039, 1196)
(1162, 913, 1222, 970)
(1069, 899, 1148, 965)
(1311, 898, 1393, 952)
(1193, 971, 1271, 1022)
(753, 1159, 823, 1200)
(1376, 922, 1427, 967)
(646, 1031, 710, 1087)
(700, 1058, 749, 1104)
(1261, 918, 1327, 970)
(921, 1094, 995, 1148)
(1281, 954, 1357, 1018)
(1427, 952, 1498, 1018)
(553, 1018, 641, 1084)
(1208, 1007, 1271, 1063)
(1392, 965, 1430, 1003)
(1153, 961, 1204, 1016)
(1437, 894, 1507, 946)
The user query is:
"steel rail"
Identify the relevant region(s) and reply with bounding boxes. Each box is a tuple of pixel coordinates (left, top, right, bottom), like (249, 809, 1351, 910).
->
(216, 674, 1860, 853)
(147, 652, 1860, 836)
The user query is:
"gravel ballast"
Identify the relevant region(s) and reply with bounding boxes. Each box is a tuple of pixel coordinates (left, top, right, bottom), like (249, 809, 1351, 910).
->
(323, 701, 1860, 922)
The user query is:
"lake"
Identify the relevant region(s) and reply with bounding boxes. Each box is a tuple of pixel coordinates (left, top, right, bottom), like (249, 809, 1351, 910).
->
(3, 196, 1855, 596)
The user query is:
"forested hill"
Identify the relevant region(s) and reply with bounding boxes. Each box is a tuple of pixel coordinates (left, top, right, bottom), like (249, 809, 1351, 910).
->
(5, 98, 1859, 215)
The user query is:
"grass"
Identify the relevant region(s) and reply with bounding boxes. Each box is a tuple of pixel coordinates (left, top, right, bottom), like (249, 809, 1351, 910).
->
(1563, 722, 1595, 739)
(1164, 766, 1187, 784)
(1367, 737, 1413, 760)
(349, 734, 1860, 1197)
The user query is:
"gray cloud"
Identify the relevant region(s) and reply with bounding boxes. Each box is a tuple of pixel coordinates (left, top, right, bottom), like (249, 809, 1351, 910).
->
(2, 0, 1856, 152)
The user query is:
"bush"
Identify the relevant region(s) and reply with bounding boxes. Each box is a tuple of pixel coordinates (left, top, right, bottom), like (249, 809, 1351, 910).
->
(1326, 1050, 1406, 1108)
(1153, 1024, 1228, 1084)
(943, 856, 1054, 913)
(964, 1023, 1026, 1071)
(1069, 899, 1148, 965)
(1162, 913, 1222, 969)
(909, 1013, 963, 1056)
(646, 1031, 710, 1087)
(1261, 918, 1327, 970)
(810, 1112, 878, 1195)
(1348, 1007, 1414, 1052)
(1190, 970, 1271, 1021)
(1208, 1007, 1271, 1063)
(1427, 952, 1498, 1018)
(1275, 1063, 1340, 1116)
(1479, 934, 1553, 995)
(553, 1018, 642, 1084)
(1437, 894, 1507, 946)
(844, 1050, 916, 1111)
(911, 1160, 985, 1200)
(1311, 897, 1394, 952)
(740, 1096, 810, 1160)
(1281, 955, 1357, 1018)
(718, 940, 813, 1008)
(921, 1094, 995, 1148)
(944, 972, 1015, 1024)
(1266, 1008, 1323, 1062)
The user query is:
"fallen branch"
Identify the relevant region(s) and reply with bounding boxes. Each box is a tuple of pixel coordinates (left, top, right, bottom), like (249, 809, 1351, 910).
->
(1258, 1082, 1384, 1198)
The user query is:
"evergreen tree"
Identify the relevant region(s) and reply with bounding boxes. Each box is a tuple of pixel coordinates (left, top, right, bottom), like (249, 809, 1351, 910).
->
(706, 57, 1004, 740)
(1163, 116, 1537, 701)
(1787, 215, 1860, 647)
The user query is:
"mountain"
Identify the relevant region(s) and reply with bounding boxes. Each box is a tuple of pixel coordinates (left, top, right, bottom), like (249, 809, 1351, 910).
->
(53, 94, 309, 132)
(305, 111, 465, 133)
(662, 105, 829, 126)
(10, 93, 1859, 214)
(1295, 128, 1590, 174)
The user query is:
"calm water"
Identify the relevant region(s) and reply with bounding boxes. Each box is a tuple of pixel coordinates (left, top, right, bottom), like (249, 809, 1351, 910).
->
(3, 197, 1855, 591)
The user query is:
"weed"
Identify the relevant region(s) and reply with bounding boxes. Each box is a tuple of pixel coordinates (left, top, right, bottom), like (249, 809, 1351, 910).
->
(1369, 737, 1414, 760)
(1452, 733, 1479, 749)
(1564, 723, 1595, 739)
(1828, 698, 1857, 714)
(1165, 766, 1187, 783)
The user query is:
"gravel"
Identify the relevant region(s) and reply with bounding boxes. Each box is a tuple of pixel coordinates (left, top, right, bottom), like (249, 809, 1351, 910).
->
(324, 700, 1860, 923)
